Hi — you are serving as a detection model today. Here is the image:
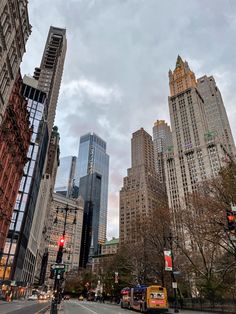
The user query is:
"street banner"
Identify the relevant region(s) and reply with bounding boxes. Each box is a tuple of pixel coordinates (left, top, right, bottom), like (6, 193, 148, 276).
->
(114, 272, 119, 283)
(164, 250, 173, 271)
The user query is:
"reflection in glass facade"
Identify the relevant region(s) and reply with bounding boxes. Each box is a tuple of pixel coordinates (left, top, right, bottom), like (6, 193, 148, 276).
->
(75, 133, 109, 245)
(0, 83, 48, 282)
(79, 173, 101, 267)
(54, 156, 77, 197)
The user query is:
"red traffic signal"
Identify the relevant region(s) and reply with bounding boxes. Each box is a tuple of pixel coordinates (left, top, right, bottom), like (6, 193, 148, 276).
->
(58, 237, 65, 246)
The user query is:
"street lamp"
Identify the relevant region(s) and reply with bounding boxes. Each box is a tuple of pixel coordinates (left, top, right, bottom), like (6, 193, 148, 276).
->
(50, 204, 79, 314)
(165, 232, 179, 313)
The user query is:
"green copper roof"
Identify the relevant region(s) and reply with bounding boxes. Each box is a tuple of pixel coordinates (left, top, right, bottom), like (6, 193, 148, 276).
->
(176, 55, 184, 68)
(104, 238, 119, 246)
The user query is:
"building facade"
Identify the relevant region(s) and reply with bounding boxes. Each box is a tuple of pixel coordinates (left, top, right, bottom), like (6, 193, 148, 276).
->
(28, 126, 60, 285)
(0, 0, 31, 124)
(196, 75, 236, 158)
(33, 26, 67, 136)
(45, 193, 83, 287)
(0, 73, 31, 264)
(75, 133, 109, 245)
(79, 172, 102, 268)
(120, 128, 166, 244)
(101, 238, 119, 255)
(165, 56, 236, 230)
(92, 238, 119, 276)
(152, 120, 173, 183)
(0, 77, 48, 282)
(55, 156, 77, 198)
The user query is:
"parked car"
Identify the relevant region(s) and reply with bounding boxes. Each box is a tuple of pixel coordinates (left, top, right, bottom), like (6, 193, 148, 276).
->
(64, 295, 70, 300)
(78, 295, 84, 301)
(28, 294, 38, 301)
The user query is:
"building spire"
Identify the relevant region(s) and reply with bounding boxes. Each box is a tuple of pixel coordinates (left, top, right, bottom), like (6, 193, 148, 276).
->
(176, 55, 184, 69)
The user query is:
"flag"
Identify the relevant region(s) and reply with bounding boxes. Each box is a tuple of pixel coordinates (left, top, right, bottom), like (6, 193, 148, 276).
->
(164, 250, 173, 271)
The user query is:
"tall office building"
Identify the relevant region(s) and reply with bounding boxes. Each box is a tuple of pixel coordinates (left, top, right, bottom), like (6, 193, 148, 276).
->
(79, 172, 102, 268)
(1, 77, 48, 282)
(44, 193, 83, 286)
(76, 133, 109, 245)
(33, 26, 67, 136)
(28, 126, 60, 285)
(0, 0, 31, 124)
(165, 56, 236, 229)
(55, 156, 77, 197)
(120, 128, 166, 244)
(196, 75, 236, 158)
(153, 120, 173, 183)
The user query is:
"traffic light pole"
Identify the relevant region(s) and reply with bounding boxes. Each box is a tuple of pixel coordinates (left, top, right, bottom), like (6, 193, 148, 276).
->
(50, 204, 78, 314)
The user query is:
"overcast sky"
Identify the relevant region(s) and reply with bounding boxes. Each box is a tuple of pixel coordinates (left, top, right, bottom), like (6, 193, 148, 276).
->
(21, 0, 236, 239)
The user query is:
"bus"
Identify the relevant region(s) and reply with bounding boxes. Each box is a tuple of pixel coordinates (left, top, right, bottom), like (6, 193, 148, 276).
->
(121, 285, 168, 313)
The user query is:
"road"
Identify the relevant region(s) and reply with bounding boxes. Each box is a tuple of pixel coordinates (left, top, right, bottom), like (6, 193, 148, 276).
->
(64, 300, 214, 314)
(0, 300, 49, 314)
(64, 300, 131, 314)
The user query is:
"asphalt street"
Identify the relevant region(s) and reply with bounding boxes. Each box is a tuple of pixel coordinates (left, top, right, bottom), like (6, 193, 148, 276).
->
(64, 300, 131, 314)
(63, 300, 214, 314)
(0, 300, 49, 314)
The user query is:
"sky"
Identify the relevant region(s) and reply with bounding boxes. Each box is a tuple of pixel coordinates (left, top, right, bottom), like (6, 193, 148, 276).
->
(21, 0, 236, 239)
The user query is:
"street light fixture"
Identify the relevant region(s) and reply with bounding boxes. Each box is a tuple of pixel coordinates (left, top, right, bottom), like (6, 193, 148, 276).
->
(165, 232, 179, 313)
(50, 203, 80, 314)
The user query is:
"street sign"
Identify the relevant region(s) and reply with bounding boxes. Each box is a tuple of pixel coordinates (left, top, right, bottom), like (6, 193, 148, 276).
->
(172, 282, 177, 289)
(231, 206, 236, 212)
(173, 271, 181, 276)
(51, 264, 65, 271)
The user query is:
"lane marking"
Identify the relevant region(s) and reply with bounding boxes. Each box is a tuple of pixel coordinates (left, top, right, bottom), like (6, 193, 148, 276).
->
(76, 302, 98, 314)
(35, 303, 50, 314)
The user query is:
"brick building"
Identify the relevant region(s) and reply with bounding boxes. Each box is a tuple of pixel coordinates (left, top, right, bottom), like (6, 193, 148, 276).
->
(0, 73, 31, 261)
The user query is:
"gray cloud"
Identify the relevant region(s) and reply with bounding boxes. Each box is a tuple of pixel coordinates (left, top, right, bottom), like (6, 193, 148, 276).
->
(22, 0, 236, 239)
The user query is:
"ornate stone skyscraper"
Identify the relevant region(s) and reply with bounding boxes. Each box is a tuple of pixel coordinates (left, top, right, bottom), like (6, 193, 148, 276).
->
(120, 128, 166, 244)
(165, 56, 236, 229)
(0, 0, 31, 124)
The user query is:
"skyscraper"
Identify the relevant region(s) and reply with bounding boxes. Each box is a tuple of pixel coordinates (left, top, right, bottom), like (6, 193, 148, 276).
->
(79, 172, 102, 267)
(1, 26, 67, 284)
(33, 26, 67, 136)
(1, 77, 48, 281)
(76, 133, 109, 245)
(0, 0, 31, 124)
(153, 120, 173, 183)
(196, 75, 236, 158)
(165, 56, 236, 229)
(55, 156, 77, 197)
(120, 128, 166, 244)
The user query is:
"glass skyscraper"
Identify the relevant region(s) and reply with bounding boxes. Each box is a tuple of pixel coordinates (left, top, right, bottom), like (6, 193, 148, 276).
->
(54, 156, 77, 197)
(75, 133, 109, 245)
(1, 78, 48, 281)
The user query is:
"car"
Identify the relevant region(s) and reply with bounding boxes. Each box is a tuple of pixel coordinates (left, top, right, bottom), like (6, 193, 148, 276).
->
(64, 295, 70, 300)
(38, 294, 47, 300)
(78, 295, 84, 301)
(28, 294, 38, 301)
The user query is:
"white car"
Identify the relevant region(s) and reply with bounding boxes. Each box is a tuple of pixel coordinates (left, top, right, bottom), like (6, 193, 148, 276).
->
(28, 294, 38, 301)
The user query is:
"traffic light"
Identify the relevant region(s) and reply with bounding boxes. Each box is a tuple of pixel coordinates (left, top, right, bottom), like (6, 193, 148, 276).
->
(226, 209, 236, 231)
(56, 236, 65, 263)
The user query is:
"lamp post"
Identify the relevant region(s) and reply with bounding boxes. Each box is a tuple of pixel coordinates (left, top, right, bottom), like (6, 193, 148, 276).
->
(50, 204, 78, 314)
(165, 232, 179, 313)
